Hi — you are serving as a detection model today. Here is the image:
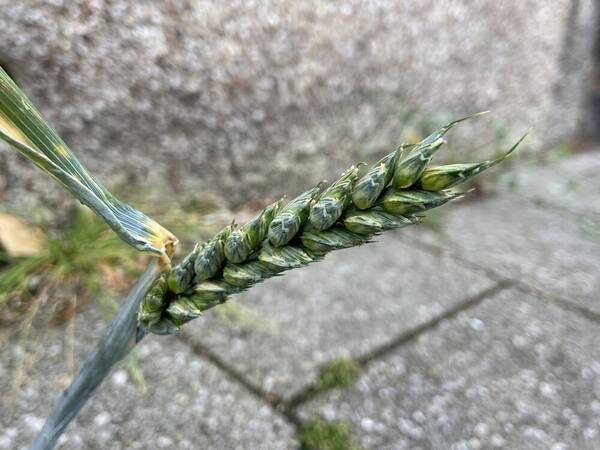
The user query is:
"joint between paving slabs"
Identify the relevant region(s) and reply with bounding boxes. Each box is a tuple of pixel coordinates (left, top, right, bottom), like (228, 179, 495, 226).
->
(176, 334, 305, 429)
(513, 285, 600, 324)
(175, 279, 511, 434)
(176, 332, 284, 405)
(176, 332, 303, 427)
(283, 280, 511, 411)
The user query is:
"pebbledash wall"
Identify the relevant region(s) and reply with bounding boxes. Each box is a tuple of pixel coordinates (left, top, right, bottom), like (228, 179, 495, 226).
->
(0, 0, 595, 211)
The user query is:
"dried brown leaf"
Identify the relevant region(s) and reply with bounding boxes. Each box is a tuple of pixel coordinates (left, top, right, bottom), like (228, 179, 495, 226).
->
(0, 213, 45, 257)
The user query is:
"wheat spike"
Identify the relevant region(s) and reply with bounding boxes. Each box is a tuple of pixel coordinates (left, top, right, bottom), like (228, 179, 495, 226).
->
(138, 117, 524, 334)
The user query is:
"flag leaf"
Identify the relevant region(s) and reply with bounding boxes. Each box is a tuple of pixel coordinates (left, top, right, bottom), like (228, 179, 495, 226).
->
(0, 67, 176, 257)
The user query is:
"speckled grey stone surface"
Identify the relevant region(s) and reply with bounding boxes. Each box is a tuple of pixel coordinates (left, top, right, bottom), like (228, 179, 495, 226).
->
(299, 288, 600, 450)
(512, 150, 600, 217)
(181, 236, 495, 398)
(402, 192, 600, 313)
(0, 311, 296, 450)
(0, 0, 594, 211)
(2, 151, 600, 449)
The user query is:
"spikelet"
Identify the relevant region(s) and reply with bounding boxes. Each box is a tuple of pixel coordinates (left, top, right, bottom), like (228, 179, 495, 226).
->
(166, 296, 203, 322)
(145, 318, 182, 335)
(224, 199, 283, 263)
(392, 113, 487, 189)
(137, 275, 168, 328)
(258, 244, 315, 270)
(352, 145, 409, 210)
(139, 114, 524, 335)
(392, 137, 445, 189)
(167, 247, 200, 294)
(380, 188, 462, 215)
(223, 260, 278, 288)
(166, 281, 229, 322)
(194, 224, 233, 281)
(170, 222, 235, 292)
(343, 206, 418, 235)
(418, 135, 525, 191)
(152, 281, 231, 331)
(192, 280, 231, 303)
(309, 166, 360, 231)
(300, 228, 369, 253)
(268, 186, 321, 246)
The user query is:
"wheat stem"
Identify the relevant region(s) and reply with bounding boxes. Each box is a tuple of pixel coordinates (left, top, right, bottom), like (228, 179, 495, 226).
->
(32, 259, 161, 450)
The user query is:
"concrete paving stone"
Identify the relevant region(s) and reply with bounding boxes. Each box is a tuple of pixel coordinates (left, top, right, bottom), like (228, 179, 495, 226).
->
(299, 288, 600, 450)
(402, 195, 600, 313)
(182, 235, 496, 398)
(511, 151, 600, 217)
(0, 309, 296, 450)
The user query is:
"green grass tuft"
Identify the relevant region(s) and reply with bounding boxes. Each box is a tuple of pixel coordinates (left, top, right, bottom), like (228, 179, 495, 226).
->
(297, 419, 360, 450)
(314, 357, 360, 393)
(0, 207, 140, 323)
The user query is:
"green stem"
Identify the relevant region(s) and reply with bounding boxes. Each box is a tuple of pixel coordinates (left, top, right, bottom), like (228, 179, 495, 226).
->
(31, 259, 161, 450)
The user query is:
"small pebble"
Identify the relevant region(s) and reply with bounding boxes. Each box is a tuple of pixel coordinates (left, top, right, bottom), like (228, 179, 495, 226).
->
(94, 412, 111, 427)
(112, 370, 128, 386)
(157, 436, 174, 448)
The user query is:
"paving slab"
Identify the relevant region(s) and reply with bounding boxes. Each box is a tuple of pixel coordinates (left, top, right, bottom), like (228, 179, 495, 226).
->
(402, 194, 600, 313)
(511, 151, 600, 217)
(182, 236, 495, 399)
(299, 288, 600, 450)
(0, 310, 296, 450)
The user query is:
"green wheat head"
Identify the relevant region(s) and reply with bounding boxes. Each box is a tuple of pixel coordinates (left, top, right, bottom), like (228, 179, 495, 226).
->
(139, 115, 526, 335)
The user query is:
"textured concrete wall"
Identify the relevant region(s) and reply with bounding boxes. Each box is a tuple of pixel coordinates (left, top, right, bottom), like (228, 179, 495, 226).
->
(581, 0, 600, 140)
(0, 0, 595, 210)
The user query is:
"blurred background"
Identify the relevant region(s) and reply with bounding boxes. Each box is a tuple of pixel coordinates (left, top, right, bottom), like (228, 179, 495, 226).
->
(0, 1, 599, 449)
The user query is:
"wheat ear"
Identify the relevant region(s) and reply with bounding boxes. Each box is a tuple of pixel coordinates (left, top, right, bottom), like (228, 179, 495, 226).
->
(139, 117, 525, 335)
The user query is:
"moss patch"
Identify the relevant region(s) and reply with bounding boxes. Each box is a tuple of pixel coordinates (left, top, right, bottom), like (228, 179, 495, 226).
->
(297, 419, 360, 450)
(314, 357, 360, 393)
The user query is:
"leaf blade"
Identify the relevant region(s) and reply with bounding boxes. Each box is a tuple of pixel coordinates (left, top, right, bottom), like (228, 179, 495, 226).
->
(0, 67, 176, 256)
